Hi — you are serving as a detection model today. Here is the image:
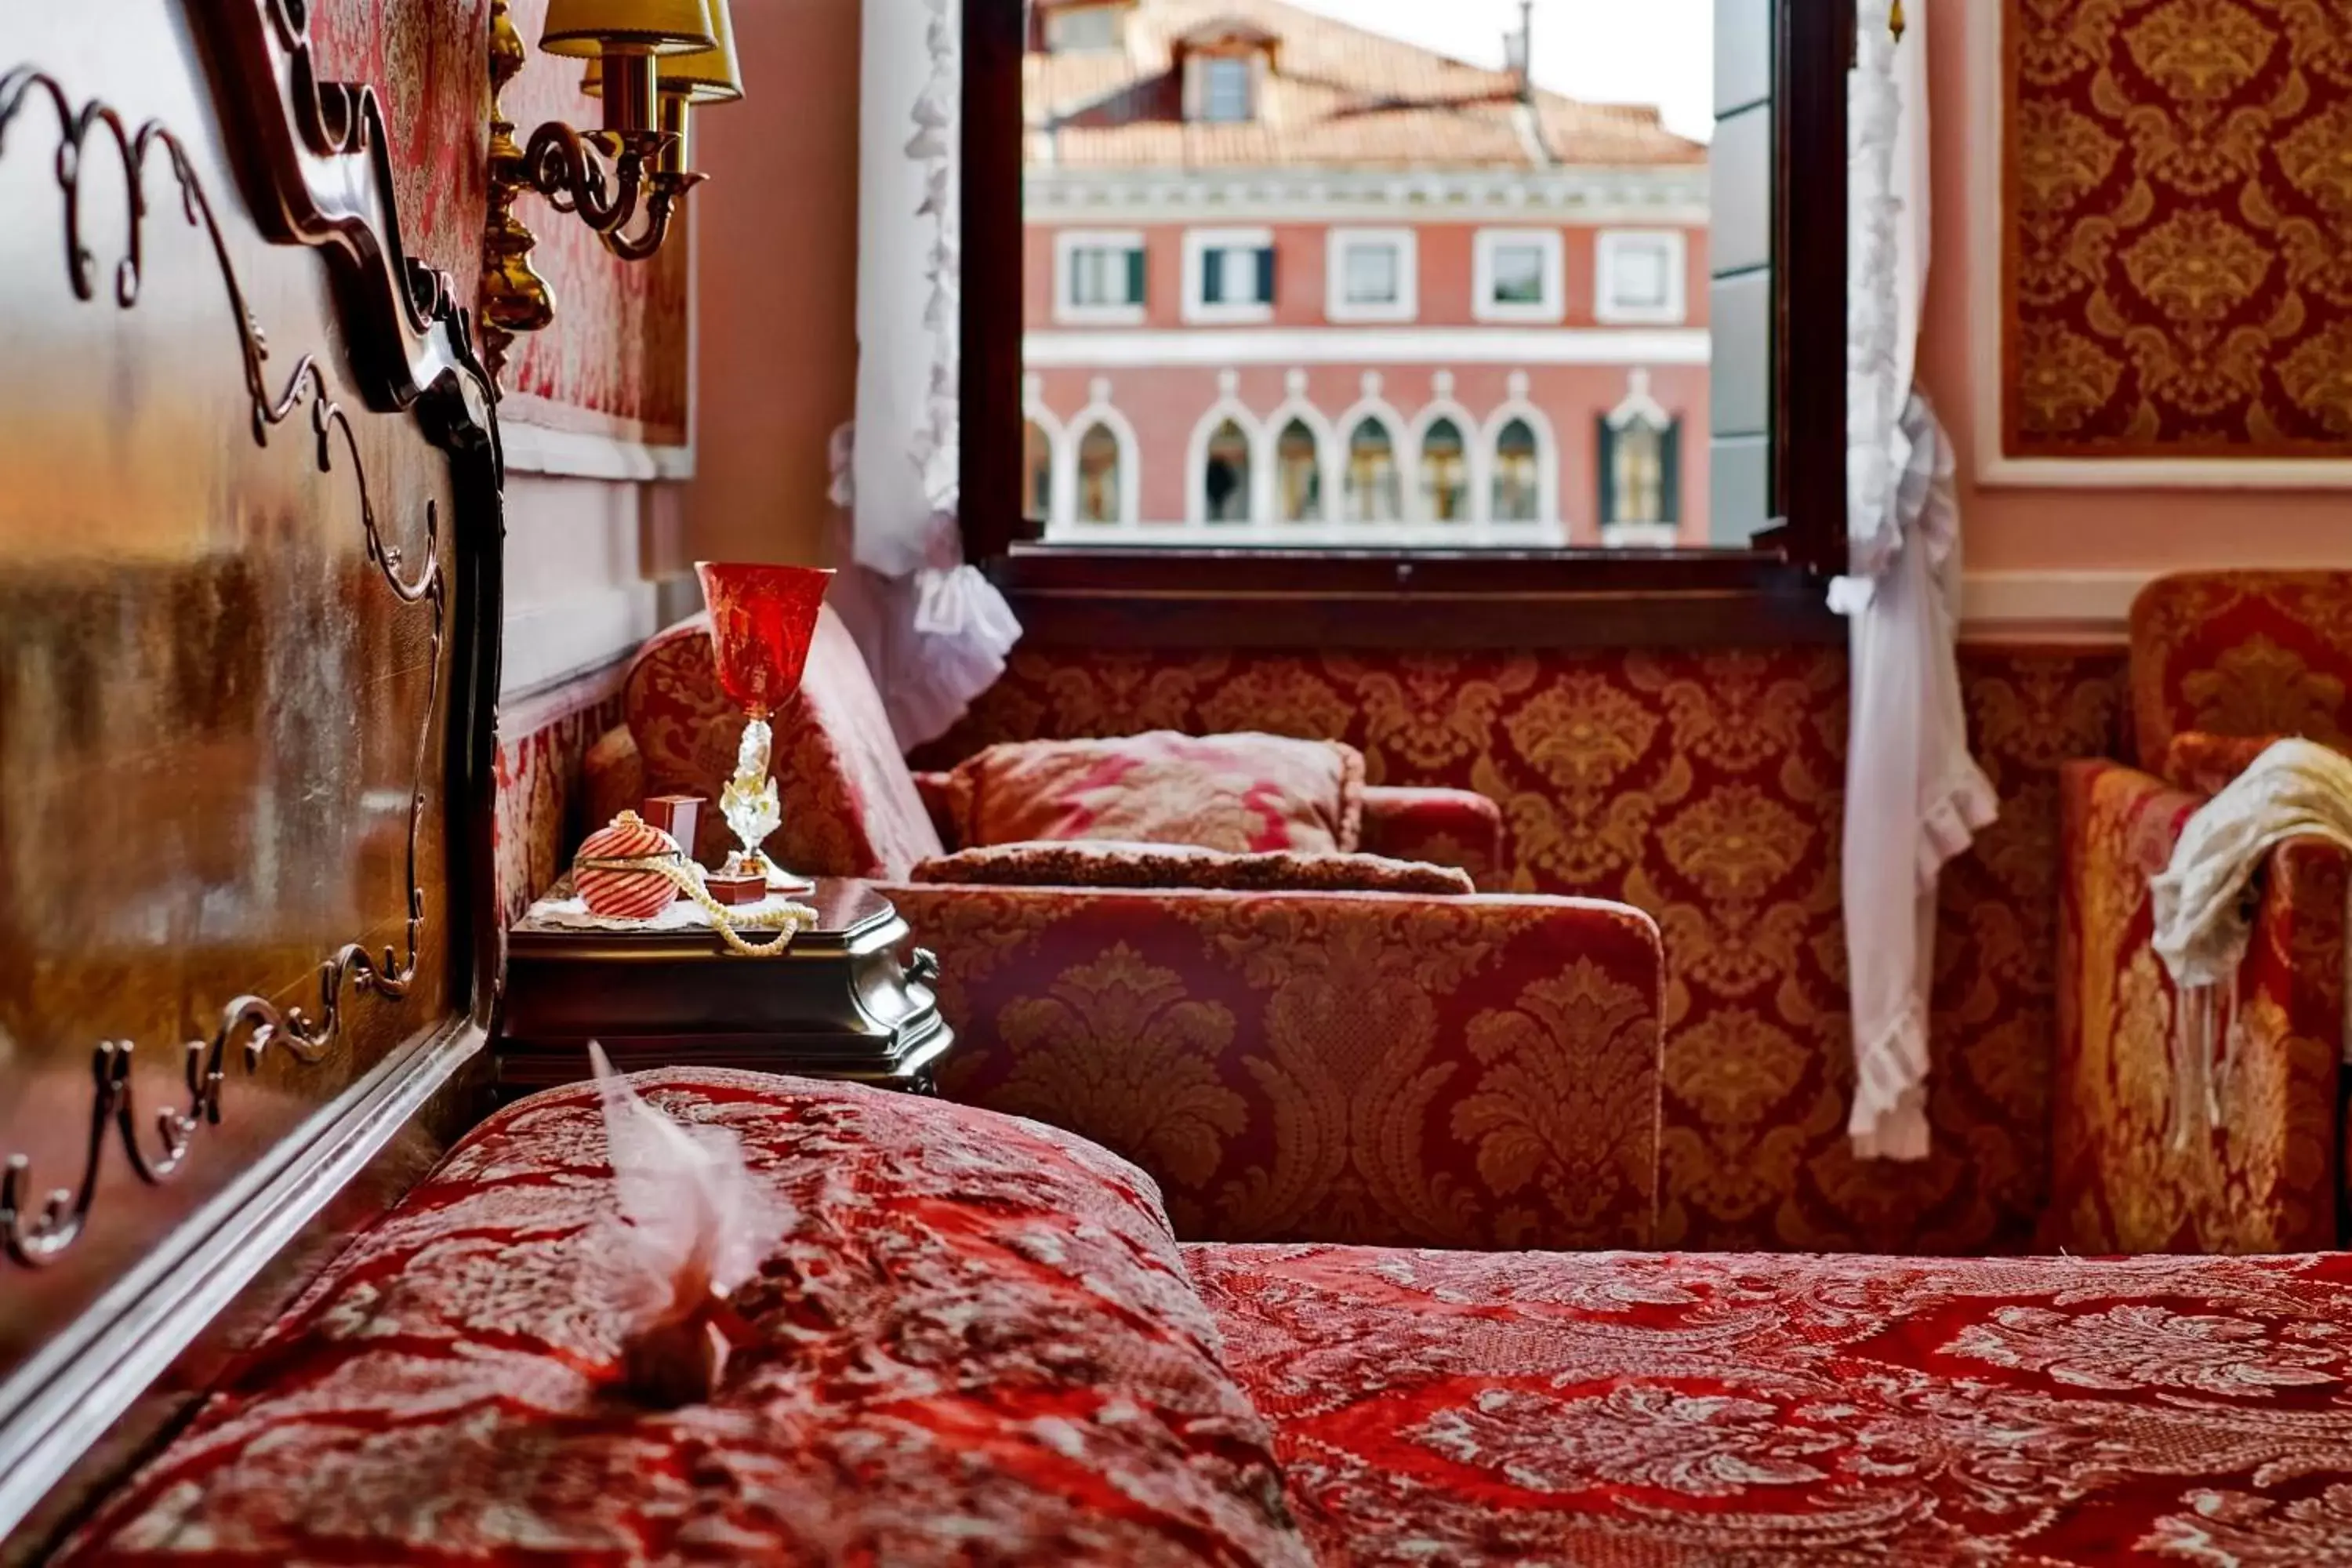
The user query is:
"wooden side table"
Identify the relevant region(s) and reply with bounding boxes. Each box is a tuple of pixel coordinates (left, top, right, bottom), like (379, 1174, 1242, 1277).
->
(495, 878, 952, 1098)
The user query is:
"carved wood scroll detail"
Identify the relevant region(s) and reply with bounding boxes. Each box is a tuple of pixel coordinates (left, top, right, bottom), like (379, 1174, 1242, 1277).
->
(0, 0, 498, 1270)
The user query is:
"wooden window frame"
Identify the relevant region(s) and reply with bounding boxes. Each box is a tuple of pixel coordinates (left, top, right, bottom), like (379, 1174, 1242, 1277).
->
(963, 0, 1852, 650)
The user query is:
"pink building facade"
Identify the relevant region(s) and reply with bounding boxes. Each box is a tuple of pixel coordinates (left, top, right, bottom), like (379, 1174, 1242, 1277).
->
(1021, 2, 1711, 548)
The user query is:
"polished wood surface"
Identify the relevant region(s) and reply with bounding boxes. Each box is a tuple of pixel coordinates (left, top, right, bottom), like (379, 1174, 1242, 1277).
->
(0, 4, 500, 1552)
(499, 879, 953, 1095)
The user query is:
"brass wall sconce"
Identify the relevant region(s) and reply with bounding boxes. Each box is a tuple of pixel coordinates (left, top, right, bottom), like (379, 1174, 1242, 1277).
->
(481, 0, 744, 380)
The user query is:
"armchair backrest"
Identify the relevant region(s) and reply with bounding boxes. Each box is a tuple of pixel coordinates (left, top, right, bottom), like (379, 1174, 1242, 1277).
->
(621, 607, 946, 878)
(2129, 572, 2352, 771)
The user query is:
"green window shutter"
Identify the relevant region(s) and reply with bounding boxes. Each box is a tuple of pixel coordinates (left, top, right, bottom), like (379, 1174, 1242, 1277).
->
(1256, 246, 1276, 304)
(1596, 416, 1617, 525)
(1660, 420, 1682, 522)
(1202, 247, 1223, 306)
(1127, 246, 1147, 305)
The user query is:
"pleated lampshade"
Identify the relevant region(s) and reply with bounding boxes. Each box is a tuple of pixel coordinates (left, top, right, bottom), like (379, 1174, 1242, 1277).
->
(541, 0, 716, 58)
(583, 0, 742, 103)
(660, 0, 744, 103)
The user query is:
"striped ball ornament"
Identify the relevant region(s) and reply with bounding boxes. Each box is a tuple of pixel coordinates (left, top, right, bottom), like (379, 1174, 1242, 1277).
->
(575, 811, 686, 920)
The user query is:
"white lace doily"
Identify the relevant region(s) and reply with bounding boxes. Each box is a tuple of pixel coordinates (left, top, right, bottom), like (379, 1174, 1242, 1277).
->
(523, 888, 813, 934)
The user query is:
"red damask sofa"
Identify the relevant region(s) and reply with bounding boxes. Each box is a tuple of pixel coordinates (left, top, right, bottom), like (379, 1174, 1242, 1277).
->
(583, 610, 1664, 1252)
(2053, 572, 2352, 1254)
(67, 1070, 2352, 1565)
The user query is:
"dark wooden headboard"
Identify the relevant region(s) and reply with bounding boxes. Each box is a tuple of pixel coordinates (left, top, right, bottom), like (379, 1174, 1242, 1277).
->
(0, 3, 503, 1551)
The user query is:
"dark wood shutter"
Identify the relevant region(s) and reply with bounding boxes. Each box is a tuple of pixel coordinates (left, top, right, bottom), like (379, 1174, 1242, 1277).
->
(1595, 416, 1617, 526)
(1660, 420, 1682, 522)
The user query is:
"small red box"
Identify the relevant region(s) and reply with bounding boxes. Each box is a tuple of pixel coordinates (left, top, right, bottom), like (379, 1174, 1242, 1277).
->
(642, 794, 704, 851)
(642, 796, 706, 902)
(705, 870, 768, 906)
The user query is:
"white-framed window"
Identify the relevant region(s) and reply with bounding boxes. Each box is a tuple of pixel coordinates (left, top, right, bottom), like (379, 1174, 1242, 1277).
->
(1595, 230, 1689, 325)
(1045, 3, 1127, 53)
(1181, 227, 1275, 325)
(1054, 229, 1147, 325)
(1472, 228, 1566, 324)
(1323, 227, 1417, 324)
(1200, 56, 1254, 122)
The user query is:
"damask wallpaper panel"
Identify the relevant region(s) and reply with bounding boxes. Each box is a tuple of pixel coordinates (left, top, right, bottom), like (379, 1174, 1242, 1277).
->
(308, 0, 495, 314)
(497, 0, 693, 444)
(917, 644, 2132, 1255)
(309, 0, 691, 441)
(2004, 0, 2352, 459)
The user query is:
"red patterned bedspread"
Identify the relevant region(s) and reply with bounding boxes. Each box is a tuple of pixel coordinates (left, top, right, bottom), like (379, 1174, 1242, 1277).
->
(63, 1073, 1308, 1567)
(1187, 1243, 2352, 1565)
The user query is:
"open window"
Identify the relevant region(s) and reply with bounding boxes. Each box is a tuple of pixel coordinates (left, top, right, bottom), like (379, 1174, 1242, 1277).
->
(967, 0, 1850, 647)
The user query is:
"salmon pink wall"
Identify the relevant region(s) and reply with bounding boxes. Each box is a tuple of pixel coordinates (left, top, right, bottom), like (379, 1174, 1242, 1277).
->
(1916, 0, 2350, 582)
(682, 0, 866, 569)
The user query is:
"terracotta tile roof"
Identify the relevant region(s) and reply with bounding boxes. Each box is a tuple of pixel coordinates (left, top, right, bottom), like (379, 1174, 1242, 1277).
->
(1027, 0, 1703, 172)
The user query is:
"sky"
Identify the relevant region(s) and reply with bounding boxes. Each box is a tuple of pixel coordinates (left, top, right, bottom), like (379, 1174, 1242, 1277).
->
(1279, 0, 1716, 143)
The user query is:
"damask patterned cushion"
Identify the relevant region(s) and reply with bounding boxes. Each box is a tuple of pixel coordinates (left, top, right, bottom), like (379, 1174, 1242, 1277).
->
(65, 1073, 1309, 1566)
(910, 840, 1475, 895)
(1188, 1242, 2352, 1565)
(2131, 572, 2352, 772)
(946, 732, 1367, 855)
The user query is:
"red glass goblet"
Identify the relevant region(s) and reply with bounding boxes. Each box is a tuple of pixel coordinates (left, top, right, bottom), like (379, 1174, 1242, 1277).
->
(695, 562, 834, 884)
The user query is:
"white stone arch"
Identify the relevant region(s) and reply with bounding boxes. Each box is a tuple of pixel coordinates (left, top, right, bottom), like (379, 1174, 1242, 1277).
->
(1022, 372, 1071, 531)
(1407, 371, 1486, 524)
(1184, 371, 1266, 524)
(1060, 376, 1142, 527)
(1260, 368, 1340, 525)
(1479, 372, 1562, 535)
(1334, 371, 1409, 526)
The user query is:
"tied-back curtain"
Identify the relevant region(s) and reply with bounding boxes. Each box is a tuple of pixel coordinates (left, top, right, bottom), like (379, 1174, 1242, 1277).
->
(1834, 0, 1996, 1161)
(840, 0, 1019, 750)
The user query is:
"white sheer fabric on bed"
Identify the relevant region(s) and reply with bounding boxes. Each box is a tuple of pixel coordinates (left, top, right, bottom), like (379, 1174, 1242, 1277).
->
(843, 0, 1018, 750)
(1835, 0, 1997, 1161)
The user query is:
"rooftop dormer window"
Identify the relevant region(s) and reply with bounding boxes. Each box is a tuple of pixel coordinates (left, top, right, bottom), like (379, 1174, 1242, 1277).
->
(1201, 56, 1252, 122)
(1174, 19, 1278, 125)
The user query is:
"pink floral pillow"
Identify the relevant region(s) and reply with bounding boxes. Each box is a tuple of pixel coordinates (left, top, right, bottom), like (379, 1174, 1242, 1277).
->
(911, 840, 1475, 895)
(945, 732, 1366, 855)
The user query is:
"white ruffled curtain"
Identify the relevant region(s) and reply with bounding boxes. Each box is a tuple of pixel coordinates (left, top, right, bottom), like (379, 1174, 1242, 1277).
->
(833, 0, 1020, 750)
(1835, 0, 1997, 1161)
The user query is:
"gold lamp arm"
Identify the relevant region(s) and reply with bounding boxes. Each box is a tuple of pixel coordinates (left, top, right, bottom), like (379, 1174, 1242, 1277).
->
(478, 0, 729, 383)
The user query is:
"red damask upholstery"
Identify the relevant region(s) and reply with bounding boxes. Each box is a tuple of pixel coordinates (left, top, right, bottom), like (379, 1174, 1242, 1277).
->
(909, 842, 1476, 896)
(586, 611, 1504, 884)
(2129, 572, 2352, 771)
(896, 885, 1665, 1251)
(2049, 572, 2352, 1256)
(63, 1073, 1309, 1566)
(1358, 784, 1506, 890)
(1187, 1241, 2352, 1565)
(2050, 758, 2349, 1254)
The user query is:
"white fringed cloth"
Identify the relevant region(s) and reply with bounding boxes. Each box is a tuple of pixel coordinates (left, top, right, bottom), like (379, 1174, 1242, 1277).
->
(1835, 0, 1997, 1161)
(843, 0, 1019, 751)
(2151, 739, 2352, 1147)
